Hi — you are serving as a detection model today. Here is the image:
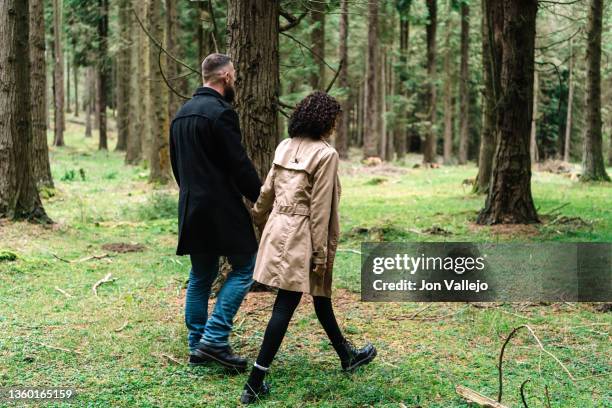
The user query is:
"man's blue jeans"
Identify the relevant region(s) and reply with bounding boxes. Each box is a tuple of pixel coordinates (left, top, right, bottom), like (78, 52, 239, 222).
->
(185, 253, 255, 351)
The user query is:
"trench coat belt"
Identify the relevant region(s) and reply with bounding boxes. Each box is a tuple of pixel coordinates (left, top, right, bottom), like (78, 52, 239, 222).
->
(273, 203, 310, 216)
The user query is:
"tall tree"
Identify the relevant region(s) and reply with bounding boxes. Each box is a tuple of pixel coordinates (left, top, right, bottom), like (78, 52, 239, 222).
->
(30, 0, 54, 188)
(581, 0, 610, 181)
(477, 0, 539, 225)
(563, 38, 574, 162)
(52, 0, 65, 146)
(97, 0, 109, 150)
(166, 0, 182, 119)
(335, 0, 349, 159)
(423, 0, 438, 164)
(394, 0, 412, 161)
(85, 66, 93, 138)
(115, 0, 130, 151)
(227, 0, 279, 179)
(125, 2, 142, 164)
(0, 0, 48, 221)
(148, 0, 171, 183)
(442, 1, 454, 164)
(363, 0, 380, 158)
(473, 0, 502, 194)
(310, 0, 326, 89)
(530, 70, 539, 163)
(457, 0, 470, 164)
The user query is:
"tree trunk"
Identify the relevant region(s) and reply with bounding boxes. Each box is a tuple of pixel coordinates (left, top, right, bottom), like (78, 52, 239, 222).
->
(310, 0, 326, 89)
(473, 0, 502, 194)
(442, 4, 453, 164)
(85, 67, 93, 138)
(226, 0, 279, 180)
(115, 0, 130, 152)
(52, 0, 65, 147)
(458, 2, 470, 165)
(395, 11, 411, 161)
(335, 0, 349, 159)
(66, 57, 71, 113)
(29, 0, 54, 188)
(139, 0, 151, 159)
(379, 48, 387, 160)
(148, 0, 171, 183)
(423, 0, 437, 164)
(74, 63, 79, 117)
(0, 0, 49, 221)
(363, 1, 379, 159)
(564, 39, 574, 163)
(166, 0, 182, 119)
(97, 0, 109, 150)
(530, 70, 539, 164)
(581, 0, 610, 181)
(126, 1, 142, 164)
(477, 0, 539, 225)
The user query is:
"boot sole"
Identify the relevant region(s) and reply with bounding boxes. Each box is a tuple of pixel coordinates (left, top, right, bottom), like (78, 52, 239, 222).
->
(343, 347, 377, 372)
(192, 349, 248, 372)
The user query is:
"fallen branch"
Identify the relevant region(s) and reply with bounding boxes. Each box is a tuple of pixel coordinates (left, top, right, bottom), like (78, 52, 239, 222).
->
(25, 339, 82, 355)
(159, 353, 184, 366)
(54, 287, 73, 298)
(520, 379, 531, 408)
(92, 273, 116, 297)
(336, 248, 362, 255)
(114, 320, 129, 332)
(456, 385, 509, 408)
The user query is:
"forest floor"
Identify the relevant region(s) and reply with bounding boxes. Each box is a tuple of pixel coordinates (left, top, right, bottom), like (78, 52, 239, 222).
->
(1, 119, 611, 407)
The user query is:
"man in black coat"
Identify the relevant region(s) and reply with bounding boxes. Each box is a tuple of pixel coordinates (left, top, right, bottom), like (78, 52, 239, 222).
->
(169, 53, 262, 371)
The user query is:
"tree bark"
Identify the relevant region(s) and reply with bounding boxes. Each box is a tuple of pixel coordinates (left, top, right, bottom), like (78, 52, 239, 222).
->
(423, 0, 438, 164)
(166, 0, 182, 119)
(458, 2, 470, 165)
(30, 0, 54, 188)
(227, 0, 279, 179)
(97, 0, 109, 150)
(395, 9, 411, 161)
(66, 57, 71, 113)
(310, 0, 326, 89)
(125, 1, 142, 164)
(115, 0, 130, 152)
(148, 0, 171, 183)
(530, 70, 539, 164)
(581, 0, 610, 181)
(85, 68, 92, 138)
(477, 0, 539, 225)
(442, 4, 453, 164)
(335, 0, 349, 159)
(363, 1, 379, 159)
(473, 0, 502, 194)
(0, 0, 49, 221)
(564, 39, 574, 163)
(52, 0, 65, 147)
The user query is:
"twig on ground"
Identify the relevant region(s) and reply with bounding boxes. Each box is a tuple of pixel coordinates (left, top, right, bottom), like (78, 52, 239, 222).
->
(336, 248, 362, 255)
(159, 353, 184, 366)
(54, 287, 73, 298)
(25, 339, 82, 355)
(114, 320, 129, 332)
(92, 273, 116, 297)
(520, 379, 531, 407)
(52, 253, 70, 263)
(409, 304, 433, 319)
(455, 385, 509, 408)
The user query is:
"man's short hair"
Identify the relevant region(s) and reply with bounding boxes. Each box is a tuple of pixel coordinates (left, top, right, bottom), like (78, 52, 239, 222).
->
(201, 53, 232, 82)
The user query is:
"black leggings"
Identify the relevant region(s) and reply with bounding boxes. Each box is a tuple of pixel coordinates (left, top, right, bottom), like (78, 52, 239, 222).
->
(255, 288, 345, 368)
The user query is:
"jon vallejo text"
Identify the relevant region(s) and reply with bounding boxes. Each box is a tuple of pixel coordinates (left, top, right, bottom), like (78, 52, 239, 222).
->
(369, 254, 489, 293)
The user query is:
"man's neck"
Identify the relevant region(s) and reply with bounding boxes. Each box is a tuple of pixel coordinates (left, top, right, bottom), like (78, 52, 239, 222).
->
(203, 83, 225, 97)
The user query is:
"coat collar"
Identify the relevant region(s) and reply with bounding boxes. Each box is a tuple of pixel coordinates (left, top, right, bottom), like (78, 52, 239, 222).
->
(273, 137, 333, 175)
(193, 86, 223, 99)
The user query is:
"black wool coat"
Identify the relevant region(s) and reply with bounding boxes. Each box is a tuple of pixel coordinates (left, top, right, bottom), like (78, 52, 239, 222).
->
(169, 87, 262, 255)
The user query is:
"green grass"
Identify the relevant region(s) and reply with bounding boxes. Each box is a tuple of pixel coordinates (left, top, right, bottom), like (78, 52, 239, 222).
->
(0, 121, 610, 407)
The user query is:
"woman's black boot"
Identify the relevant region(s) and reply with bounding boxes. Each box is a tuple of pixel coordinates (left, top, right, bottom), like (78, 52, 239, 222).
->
(334, 339, 377, 372)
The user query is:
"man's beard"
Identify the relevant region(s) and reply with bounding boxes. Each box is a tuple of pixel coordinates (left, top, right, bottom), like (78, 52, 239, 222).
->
(223, 84, 236, 104)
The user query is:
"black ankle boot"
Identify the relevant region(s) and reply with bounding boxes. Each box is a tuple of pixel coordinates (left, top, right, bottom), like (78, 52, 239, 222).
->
(335, 339, 377, 372)
(240, 381, 270, 404)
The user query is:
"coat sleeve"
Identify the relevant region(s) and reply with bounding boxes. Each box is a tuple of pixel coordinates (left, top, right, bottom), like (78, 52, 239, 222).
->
(213, 109, 262, 202)
(252, 165, 275, 227)
(310, 149, 339, 265)
(169, 125, 180, 187)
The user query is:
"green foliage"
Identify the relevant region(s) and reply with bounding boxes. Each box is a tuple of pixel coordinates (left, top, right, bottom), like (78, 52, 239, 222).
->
(134, 191, 177, 221)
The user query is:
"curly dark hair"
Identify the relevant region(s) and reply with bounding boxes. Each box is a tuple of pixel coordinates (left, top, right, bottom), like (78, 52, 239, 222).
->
(288, 91, 342, 139)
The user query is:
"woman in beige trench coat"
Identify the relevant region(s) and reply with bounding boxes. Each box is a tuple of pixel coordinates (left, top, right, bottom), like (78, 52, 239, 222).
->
(240, 92, 376, 404)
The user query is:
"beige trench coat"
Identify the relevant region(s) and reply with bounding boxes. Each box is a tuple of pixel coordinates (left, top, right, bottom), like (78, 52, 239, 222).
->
(251, 136, 341, 298)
